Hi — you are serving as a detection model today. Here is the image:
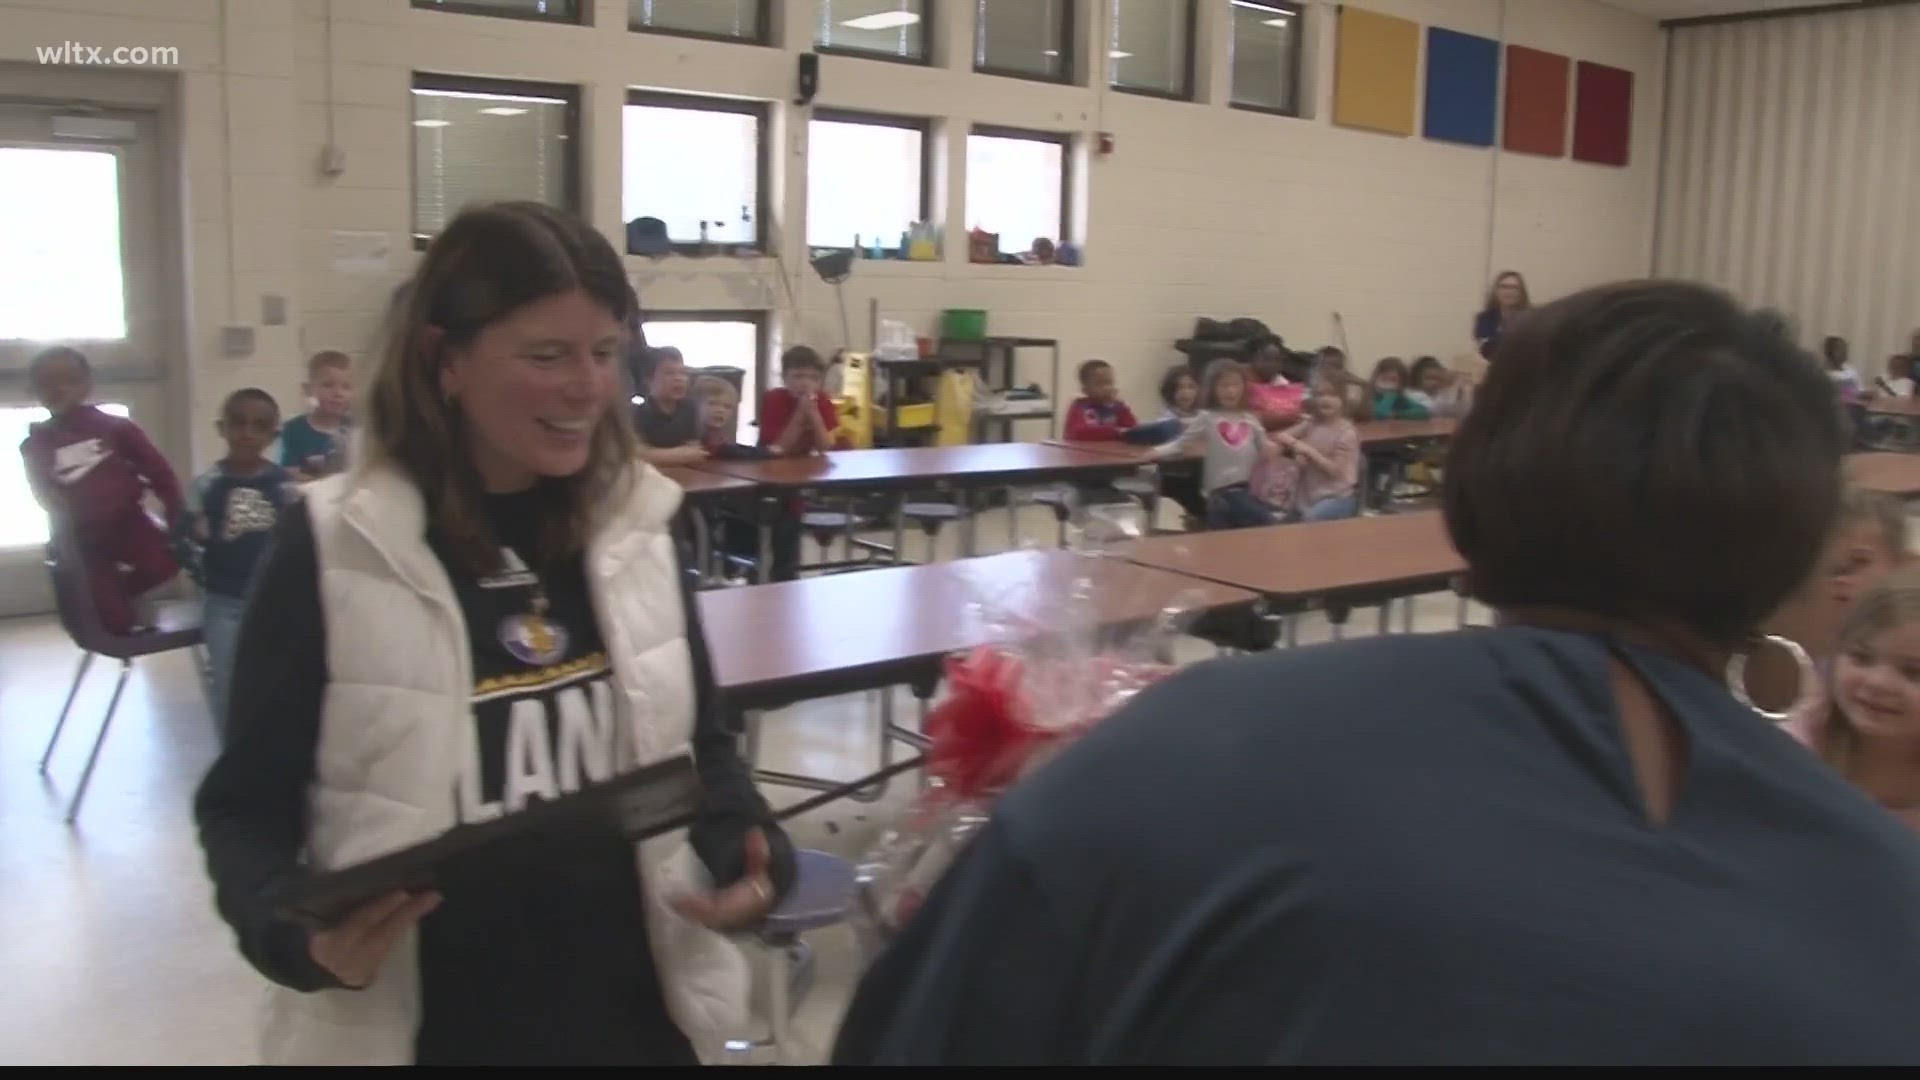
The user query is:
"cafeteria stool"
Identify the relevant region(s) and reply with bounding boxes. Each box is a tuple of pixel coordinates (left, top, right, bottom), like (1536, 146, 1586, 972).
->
(900, 500, 967, 561)
(726, 849, 860, 1065)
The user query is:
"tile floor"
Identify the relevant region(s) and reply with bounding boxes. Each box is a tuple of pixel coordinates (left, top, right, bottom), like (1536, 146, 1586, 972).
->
(0, 504, 1479, 1065)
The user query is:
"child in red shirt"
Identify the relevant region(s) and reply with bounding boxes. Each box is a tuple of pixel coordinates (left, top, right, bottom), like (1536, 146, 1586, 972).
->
(1064, 359, 1138, 441)
(759, 346, 847, 454)
(21, 346, 183, 633)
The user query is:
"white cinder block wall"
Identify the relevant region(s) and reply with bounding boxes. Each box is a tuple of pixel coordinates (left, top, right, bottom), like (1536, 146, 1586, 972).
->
(0, 0, 1664, 469)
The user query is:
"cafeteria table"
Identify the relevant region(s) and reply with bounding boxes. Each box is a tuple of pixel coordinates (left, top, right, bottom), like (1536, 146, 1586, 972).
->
(660, 465, 762, 584)
(1848, 451, 1920, 500)
(699, 547, 1258, 797)
(1122, 510, 1465, 644)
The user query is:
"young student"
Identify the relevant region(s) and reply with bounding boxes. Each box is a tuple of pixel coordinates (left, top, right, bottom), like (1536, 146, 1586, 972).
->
(1369, 356, 1432, 420)
(1160, 359, 1280, 530)
(1407, 356, 1472, 418)
(279, 350, 354, 481)
(1824, 335, 1863, 404)
(1789, 568, 1920, 832)
(1315, 346, 1371, 421)
(760, 345, 847, 454)
(177, 388, 297, 737)
(1278, 374, 1361, 522)
(633, 346, 708, 467)
(1874, 353, 1915, 399)
(1246, 342, 1304, 430)
(1125, 366, 1208, 523)
(694, 377, 801, 582)
(20, 345, 183, 634)
(1759, 488, 1912, 725)
(1063, 359, 1138, 441)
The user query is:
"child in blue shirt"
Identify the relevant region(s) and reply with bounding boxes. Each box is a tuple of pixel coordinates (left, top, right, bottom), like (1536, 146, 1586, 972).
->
(178, 388, 297, 739)
(279, 350, 353, 479)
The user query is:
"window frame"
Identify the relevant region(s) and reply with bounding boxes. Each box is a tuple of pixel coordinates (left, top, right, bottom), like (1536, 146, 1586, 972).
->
(627, 0, 773, 47)
(807, 108, 934, 252)
(622, 89, 772, 256)
(640, 309, 772, 430)
(1109, 0, 1197, 102)
(966, 123, 1074, 257)
(410, 0, 586, 26)
(815, 0, 936, 68)
(1227, 0, 1307, 118)
(410, 72, 583, 251)
(973, 0, 1076, 85)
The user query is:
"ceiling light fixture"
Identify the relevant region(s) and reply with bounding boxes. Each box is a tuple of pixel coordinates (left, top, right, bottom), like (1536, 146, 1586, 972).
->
(842, 10, 921, 30)
(412, 118, 451, 128)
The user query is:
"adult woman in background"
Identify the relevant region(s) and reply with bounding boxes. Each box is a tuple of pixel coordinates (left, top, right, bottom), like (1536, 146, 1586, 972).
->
(197, 202, 792, 1065)
(835, 281, 1920, 1066)
(1473, 269, 1530, 358)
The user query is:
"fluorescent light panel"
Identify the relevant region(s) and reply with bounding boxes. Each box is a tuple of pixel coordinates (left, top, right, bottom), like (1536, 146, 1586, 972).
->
(841, 10, 920, 30)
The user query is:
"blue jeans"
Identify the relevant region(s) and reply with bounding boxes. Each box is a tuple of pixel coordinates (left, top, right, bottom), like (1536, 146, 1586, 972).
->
(1206, 486, 1278, 530)
(202, 592, 248, 740)
(1300, 492, 1358, 522)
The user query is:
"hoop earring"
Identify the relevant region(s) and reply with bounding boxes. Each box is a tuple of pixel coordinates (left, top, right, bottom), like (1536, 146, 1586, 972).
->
(1726, 634, 1816, 722)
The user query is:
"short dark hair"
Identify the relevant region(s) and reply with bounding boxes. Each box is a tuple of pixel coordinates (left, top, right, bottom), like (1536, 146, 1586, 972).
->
(1370, 356, 1410, 384)
(781, 345, 825, 374)
(29, 345, 89, 380)
(1158, 365, 1197, 408)
(222, 386, 279, 418)
(1409, 356, 1445, 385)
(1444, 280, 1843, 645)
(1077, 359, 1112, 387)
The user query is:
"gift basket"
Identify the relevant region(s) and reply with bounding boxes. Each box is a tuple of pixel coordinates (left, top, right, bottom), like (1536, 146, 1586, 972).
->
(855, 501, 1207, 943)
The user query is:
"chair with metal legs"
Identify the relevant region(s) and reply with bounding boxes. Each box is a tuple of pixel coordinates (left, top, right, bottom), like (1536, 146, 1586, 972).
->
(38, 527, 204, 824)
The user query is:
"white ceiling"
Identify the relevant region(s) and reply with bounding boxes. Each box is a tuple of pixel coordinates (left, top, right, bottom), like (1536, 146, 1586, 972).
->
(1606, 0, 1855, 20)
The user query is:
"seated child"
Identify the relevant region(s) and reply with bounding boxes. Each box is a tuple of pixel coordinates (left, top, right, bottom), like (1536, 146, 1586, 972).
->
(20, 346, 183, 634)
(1246, 341, 1304, 430)
(1160, 360, 1281, 530)
(279, 350, 354, 480)
(761, 345, 848, 454)
(1369, 356, 1432, 420)
(1277, 375, 1361, 522)
(1759, 487, 1911, 727)
(1875, 354, 1915, 399)
(697, 377, 801, 582)
(1825, 335, 1863, 404)
(1133, 366, 1207, 523)
(634, 346, 709, 467)
(177, 388, 296, 739)
(1407, 356, 1472, 419)
(1064, 359, 1137, 441)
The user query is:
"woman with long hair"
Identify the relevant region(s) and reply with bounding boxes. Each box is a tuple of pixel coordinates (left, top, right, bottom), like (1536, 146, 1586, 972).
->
(1473, 269, 1531, 359)
(196, 202, 792, 1065)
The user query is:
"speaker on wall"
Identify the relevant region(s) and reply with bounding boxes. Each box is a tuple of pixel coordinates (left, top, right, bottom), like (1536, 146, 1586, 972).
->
(796, 52, 819, 106)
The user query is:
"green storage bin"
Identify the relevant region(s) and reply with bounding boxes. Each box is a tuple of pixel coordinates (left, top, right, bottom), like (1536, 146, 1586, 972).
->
(942, 308, 988, 341)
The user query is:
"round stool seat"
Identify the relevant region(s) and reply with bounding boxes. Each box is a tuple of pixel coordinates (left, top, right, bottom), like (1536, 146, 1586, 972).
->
(901, 502, 963, 522)
(763, 849, 858, 936)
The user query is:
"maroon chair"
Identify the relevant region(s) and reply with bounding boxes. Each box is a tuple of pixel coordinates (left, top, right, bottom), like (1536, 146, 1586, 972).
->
(38, 525, 203, 824)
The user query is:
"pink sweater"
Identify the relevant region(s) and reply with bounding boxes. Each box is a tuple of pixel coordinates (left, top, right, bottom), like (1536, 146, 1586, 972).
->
(1292, 418, 1359, 508)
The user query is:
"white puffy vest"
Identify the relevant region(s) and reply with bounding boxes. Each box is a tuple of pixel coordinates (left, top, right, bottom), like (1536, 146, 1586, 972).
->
(258, 462, 749, 1065)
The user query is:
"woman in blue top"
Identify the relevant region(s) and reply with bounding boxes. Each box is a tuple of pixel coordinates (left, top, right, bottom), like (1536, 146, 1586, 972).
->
(835, 281, 1920, 1066)
(1473, 269, 1530, 359)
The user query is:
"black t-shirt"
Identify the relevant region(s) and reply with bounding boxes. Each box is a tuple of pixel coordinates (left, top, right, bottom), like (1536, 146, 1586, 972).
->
(634, 398, 700, 450)
(194, 485, 793, 1065)
(836, 629, 1920, 1065)
(412, 491, 690, 1065)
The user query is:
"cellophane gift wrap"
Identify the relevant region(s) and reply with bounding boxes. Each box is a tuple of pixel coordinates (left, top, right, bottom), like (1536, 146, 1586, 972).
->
(857, 499, 1206, 938)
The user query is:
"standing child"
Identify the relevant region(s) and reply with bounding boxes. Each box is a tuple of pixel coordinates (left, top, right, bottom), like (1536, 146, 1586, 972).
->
(760, 345, 847, 454)
(279, 350, 354, 480)
(177, 389, 296, 737)
(1063, 360, 1137, 441)
(1160, 360, 1280, 530)
(634, 346, 708, 466)
(1246, 342, 1304, 430)
(1789, 568, 1920, 832)
(1279, 375, 1361, 522)
(20, 346, 183, 634)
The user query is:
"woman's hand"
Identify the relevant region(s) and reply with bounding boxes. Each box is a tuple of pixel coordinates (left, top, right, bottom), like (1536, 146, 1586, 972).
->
(673, 829, 778, 930)
(309, 890, 441, 989)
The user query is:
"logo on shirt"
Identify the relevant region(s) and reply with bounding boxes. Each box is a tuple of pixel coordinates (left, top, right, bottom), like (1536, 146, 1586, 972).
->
(498, 610, 570, 667)
(1217, 419, 1252, 447)
(456, 666, 622, 825)
(51, 438, 111, 486)
(219, 486, 278, 541)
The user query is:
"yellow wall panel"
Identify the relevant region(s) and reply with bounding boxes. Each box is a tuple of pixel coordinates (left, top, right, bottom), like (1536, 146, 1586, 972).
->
(1333, 6, 1420, 138)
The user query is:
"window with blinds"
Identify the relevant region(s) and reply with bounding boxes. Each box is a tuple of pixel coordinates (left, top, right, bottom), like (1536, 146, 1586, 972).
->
(629, 0, 769, 42)
(817, 0, 931, 63)
(1229, 0, 1305, 115)
(975, 0, 1072, 82)
(1111, 0, 1195, 99)
(412, 0, 581, 22)
(411, 75, 579, 245)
